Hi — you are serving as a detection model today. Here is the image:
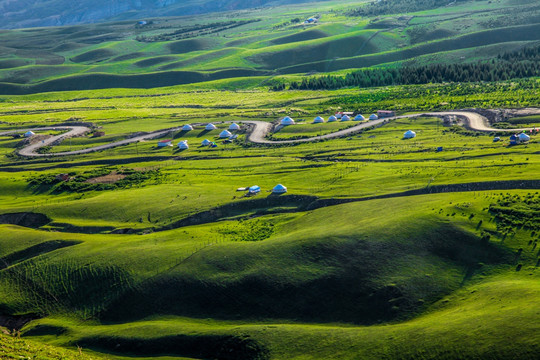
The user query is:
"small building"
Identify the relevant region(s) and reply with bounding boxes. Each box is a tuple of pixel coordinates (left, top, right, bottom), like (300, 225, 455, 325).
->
(178, 140, 189, 149)
(369, 114, 379, 120)
(24, 131, 35, 138)
(493, 137, 501, 142)
(157, 139, 173, 147)
(205, 123, 217, 130)
(281, 116, 295, 125)
(219, 130, 232, 138)
(229, 123, 240, 131)
(272, 184, 287, 194)
(341, 115, 351, 121)
(328, 115, 338, 122)
(377, 110, 395, 118)
(354, 114, 365, 121)
(182, 124, 193, 131)
(248, 185, 261, 194)
(403, 130, 416, 139)
(201, 139, 211, 146)
(313, 116, 325, 123)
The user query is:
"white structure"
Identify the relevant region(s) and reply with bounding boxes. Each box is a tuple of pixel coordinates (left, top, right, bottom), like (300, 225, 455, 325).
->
(280, 116, 295, 125)
(157, 139, 173, 147)
(219, 130, 232, 138)
(354, 114, 365, 121)
(328, 115, 337, 122)
(518, 133, 530, 143)
(201, 139, 211, 146)
(341, 115, 351, 121)
(205, 123, 217, 130)
(229, 123, 240, 131)
(403, 130, 416, 139)
(313, 116, 324, 123)
(24, 131, 35, 138)
(369, 114, 379, 120)
(178, 140, 189, 149)
(182, 124, 193, 131)
(272, 184, 287, 194)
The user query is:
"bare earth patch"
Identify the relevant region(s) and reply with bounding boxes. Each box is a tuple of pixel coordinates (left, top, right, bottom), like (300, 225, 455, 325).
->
(85, 172, 126, 184)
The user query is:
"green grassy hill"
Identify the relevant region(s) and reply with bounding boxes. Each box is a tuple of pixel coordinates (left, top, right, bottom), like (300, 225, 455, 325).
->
(1, 0, 540, 93)
(0, 81, 539, 358)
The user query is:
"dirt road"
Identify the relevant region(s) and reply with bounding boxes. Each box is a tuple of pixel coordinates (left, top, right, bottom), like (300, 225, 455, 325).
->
(1, 110, 535, 157)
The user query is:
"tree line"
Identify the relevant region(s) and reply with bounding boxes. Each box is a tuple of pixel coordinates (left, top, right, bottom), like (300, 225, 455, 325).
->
(277, 45, 540, 91)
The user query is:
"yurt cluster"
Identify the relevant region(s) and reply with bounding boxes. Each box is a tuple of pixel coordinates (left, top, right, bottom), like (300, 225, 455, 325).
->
(158, 122, 241, 150)
(280, 111, 386, 126)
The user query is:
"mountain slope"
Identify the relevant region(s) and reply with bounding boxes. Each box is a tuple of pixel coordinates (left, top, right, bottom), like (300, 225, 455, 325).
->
(0, 0, 322, 29)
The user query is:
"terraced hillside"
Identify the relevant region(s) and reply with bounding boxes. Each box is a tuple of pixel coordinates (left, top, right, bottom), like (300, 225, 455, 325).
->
(1, 0, 540, 93)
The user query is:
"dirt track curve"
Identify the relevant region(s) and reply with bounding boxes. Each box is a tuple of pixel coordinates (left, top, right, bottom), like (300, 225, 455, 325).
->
(1, 110, 537, 157)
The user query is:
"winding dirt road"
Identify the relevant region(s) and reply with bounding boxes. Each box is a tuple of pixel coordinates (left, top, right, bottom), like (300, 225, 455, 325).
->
(0, 111, 536, 157)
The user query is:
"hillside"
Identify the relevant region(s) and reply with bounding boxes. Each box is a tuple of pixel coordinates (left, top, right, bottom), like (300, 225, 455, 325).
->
(0, 0, 539, 359)
(1, 0, 540, 93)
(0, 0, 323, 29)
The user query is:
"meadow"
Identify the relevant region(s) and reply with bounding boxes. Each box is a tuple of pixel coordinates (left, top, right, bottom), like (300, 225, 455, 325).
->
(0, 0, 539, 358)
(0, 77, 539, 359)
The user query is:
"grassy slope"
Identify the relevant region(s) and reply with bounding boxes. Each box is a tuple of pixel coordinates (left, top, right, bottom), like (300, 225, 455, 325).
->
(1, 0, 540, 91)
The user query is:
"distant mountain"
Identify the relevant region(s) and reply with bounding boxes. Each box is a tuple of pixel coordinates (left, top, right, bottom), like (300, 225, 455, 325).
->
(0, 0, 319, 29)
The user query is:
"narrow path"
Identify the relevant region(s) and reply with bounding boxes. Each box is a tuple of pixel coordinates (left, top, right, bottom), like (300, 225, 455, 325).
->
(0, 110, 536, 157)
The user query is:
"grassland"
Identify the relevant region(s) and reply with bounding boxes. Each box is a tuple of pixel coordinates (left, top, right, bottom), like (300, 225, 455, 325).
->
(0, 0, 539, 359)
(1, 0, 540, 93)
(0, 76, 539, 358)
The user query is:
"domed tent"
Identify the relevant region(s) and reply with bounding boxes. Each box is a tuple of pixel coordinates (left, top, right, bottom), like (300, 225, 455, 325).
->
(219, 130, 232, 138)
(313, 116, 324, 123)
(272, 184, 287, 194)
(340, 115, 351, 121)
(280, 116, 295, 125)
(369, 114, 378, 120)
(178, 140, 189, 149)
(205, 123, 217, 130)
(229, 123, 240, 131)
(518, 133, 530, 143)
(182, 124, 193, 131)
(201, 139, 211, 146)
(403, 130, 416, 139)
(328, 115, 337, 122)
(24, 131, 35, 137)
(354, 114, 365, 121)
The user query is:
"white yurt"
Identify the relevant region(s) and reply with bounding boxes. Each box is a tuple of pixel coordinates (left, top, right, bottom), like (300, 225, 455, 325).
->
(328, 115, 337, 122)
(229, 123, 240, 131)
(403, 130, 416, 139)
(280, 116, 295, 125)
(341, 115, 351, 121)
(219, 130, 232, 138)
(24, 131, 35, 137)
(201, 139, 211, 146)
(178, 140, 189, 149)
(354, 114, 365, 121)
(182, 124, 193, 131)
(205, 123, 217, 130)
(313, 116, 324, 123)
(272, 184, 287, 194)
(518, 133, 530, 142)
(369, 114, 378, 120)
